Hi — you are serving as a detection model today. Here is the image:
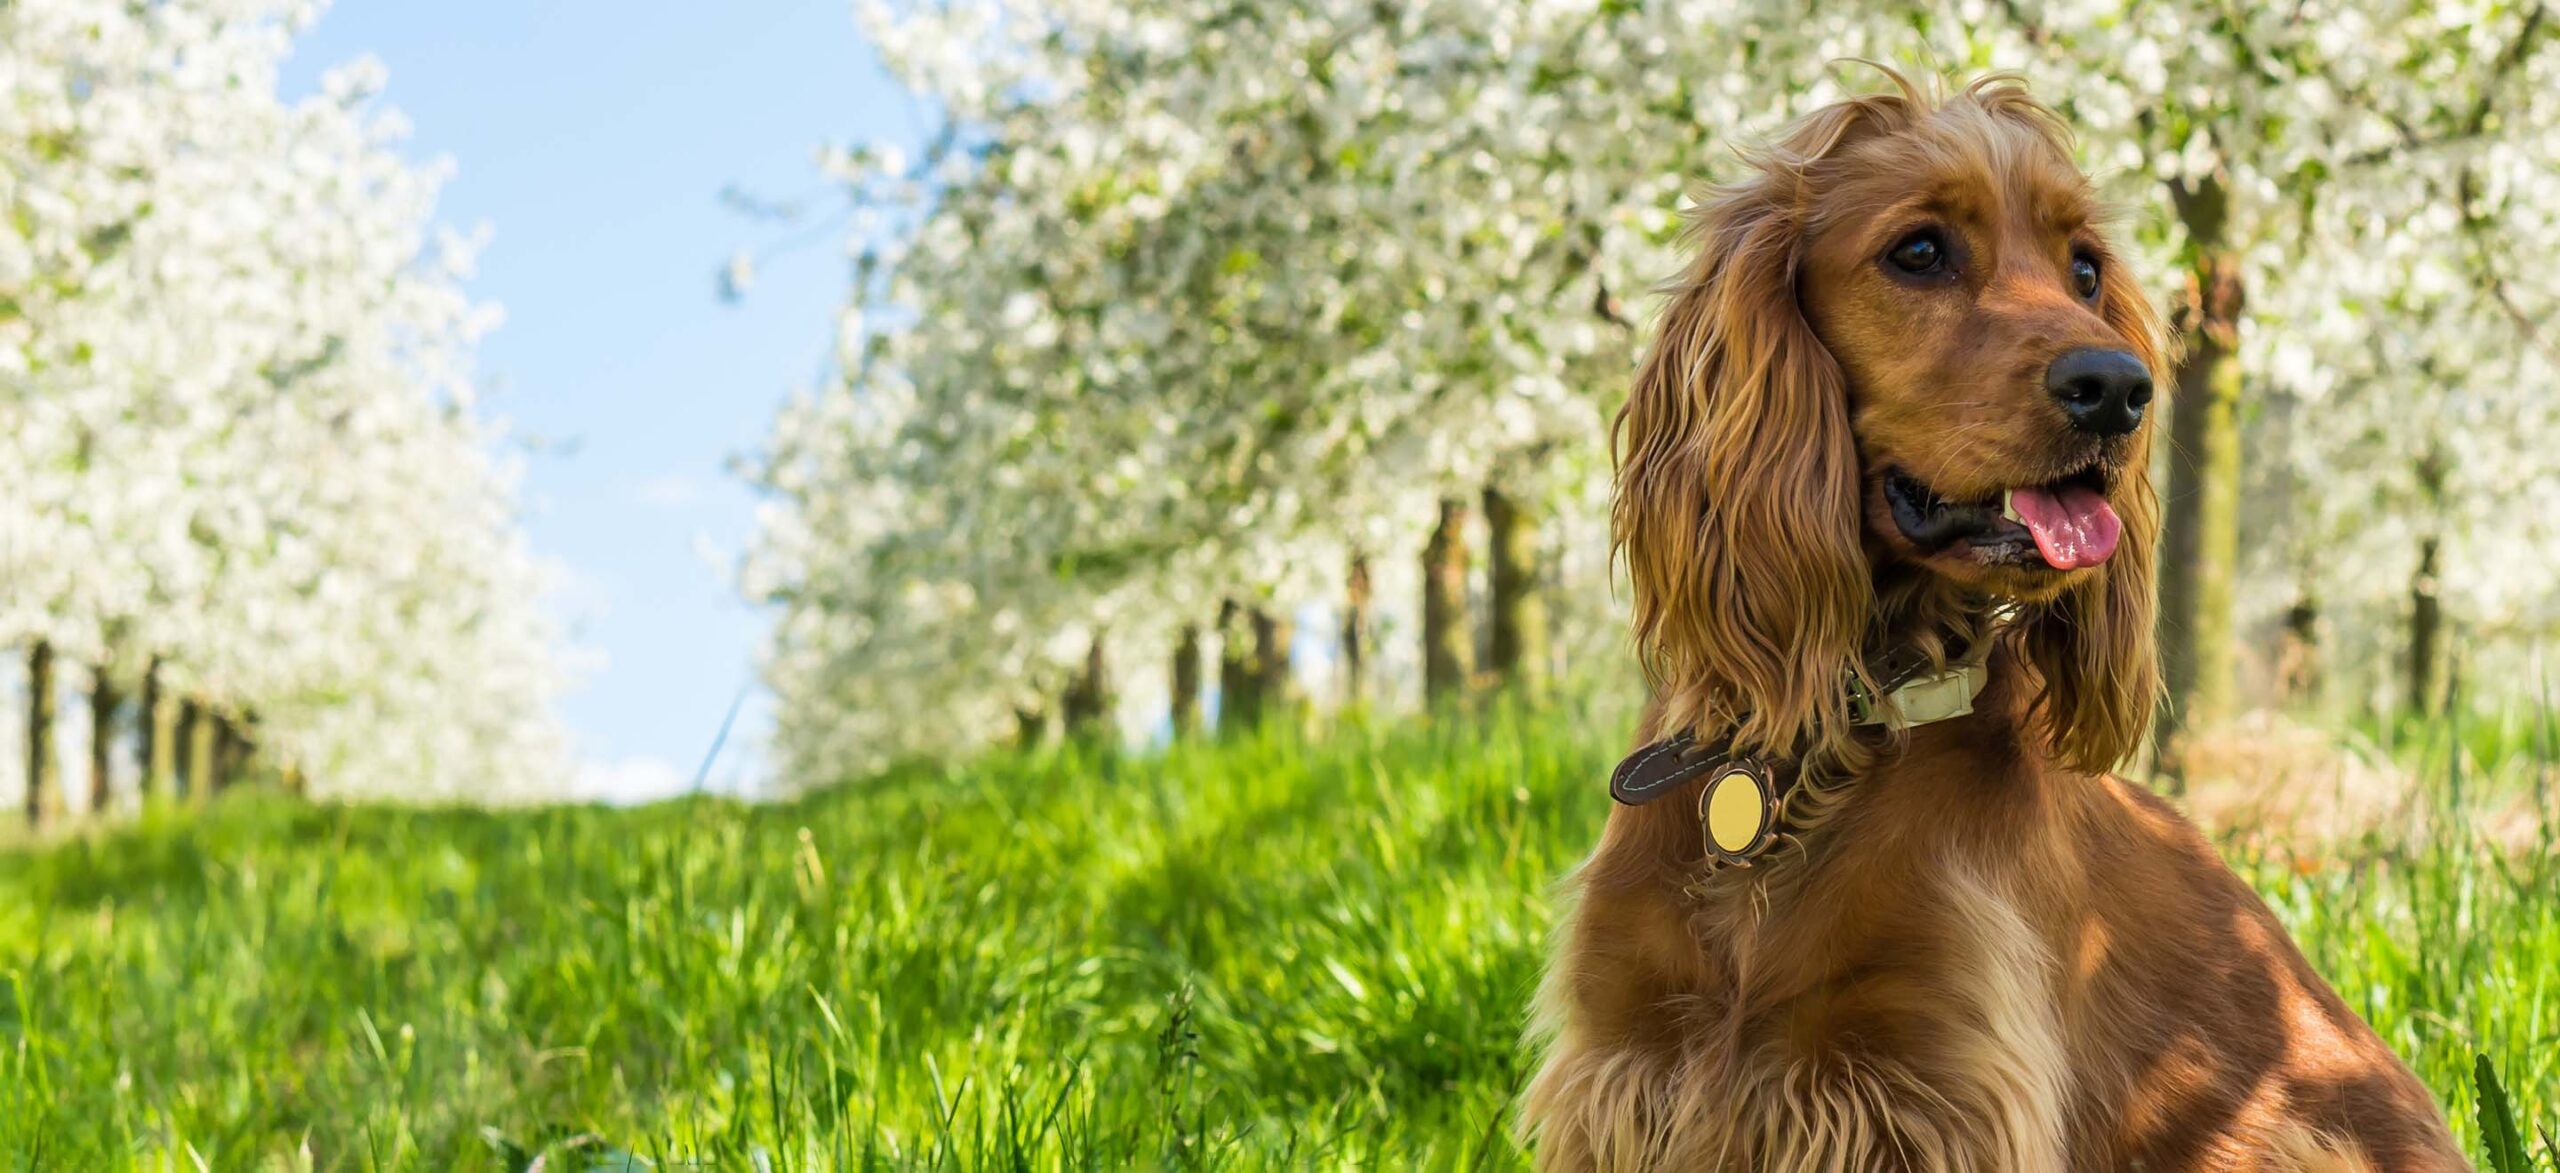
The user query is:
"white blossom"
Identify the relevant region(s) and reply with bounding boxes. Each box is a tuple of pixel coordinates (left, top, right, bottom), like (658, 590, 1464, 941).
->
(1, 0, 567, 801)
(752, 0, 2560, 778)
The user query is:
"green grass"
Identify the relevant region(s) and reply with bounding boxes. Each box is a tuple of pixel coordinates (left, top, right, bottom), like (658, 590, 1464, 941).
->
(3, 694, 2555, 1169)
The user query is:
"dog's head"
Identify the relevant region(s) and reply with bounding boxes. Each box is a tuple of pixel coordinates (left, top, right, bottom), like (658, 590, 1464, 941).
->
(1614, 72, 2167, 774)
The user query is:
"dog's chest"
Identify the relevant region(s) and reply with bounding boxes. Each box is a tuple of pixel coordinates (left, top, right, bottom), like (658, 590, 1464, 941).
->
(1691, 840, 2081, 1166)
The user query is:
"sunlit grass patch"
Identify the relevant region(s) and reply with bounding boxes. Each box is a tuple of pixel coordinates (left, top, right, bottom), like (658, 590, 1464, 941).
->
(1, 695, 2552, 1169)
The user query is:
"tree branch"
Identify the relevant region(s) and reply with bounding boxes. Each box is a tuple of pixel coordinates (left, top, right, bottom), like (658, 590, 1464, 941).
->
(2456, 166, 2560, 367)
(2338, 0, 2548, 169)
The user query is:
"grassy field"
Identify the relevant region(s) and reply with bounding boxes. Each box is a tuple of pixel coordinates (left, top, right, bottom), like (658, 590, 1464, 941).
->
(3, 694, 2555, 1169)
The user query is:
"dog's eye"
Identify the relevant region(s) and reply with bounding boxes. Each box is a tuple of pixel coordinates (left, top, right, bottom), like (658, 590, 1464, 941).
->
(1887, 232, 1945, 274)
(2071, 253, 2101, 300)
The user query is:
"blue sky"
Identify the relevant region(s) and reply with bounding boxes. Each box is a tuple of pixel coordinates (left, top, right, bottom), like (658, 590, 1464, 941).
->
(280, 2, 922, 801)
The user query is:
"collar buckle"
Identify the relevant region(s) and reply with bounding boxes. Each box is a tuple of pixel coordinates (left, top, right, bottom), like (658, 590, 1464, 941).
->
(1854, 660, 1987, 729)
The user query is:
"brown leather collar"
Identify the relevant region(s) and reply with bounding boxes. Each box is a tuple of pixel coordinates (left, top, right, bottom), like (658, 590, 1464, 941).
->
(1610, 642, 1988, 868)
(1608, 641, 1975, 809)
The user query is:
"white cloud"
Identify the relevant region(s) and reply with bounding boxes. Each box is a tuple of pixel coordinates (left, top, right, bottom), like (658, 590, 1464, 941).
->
(635, 476, 702, 509)
(689, 528, 734, 577)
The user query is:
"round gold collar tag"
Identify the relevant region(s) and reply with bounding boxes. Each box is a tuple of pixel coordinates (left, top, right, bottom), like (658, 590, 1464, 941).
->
(1698, 758, 1781, 866)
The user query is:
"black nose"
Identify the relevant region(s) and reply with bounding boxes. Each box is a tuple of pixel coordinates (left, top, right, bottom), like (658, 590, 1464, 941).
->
(2045, 347, 2152, 436)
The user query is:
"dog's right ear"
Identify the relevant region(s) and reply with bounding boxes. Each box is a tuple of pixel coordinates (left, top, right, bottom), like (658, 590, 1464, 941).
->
(1612, 113, 1883, 764)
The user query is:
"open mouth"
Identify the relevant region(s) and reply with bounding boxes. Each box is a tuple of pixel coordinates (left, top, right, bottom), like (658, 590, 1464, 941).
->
(1885, 465, 2122, 570)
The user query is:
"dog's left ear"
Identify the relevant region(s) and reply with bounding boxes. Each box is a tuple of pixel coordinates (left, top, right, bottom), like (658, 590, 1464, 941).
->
(1614, 99, 1901, 765)
(2022, 256, 2171, 771)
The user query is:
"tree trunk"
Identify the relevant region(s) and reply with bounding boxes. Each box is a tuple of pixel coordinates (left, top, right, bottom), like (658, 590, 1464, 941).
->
(2405, 449, 2449, 716)
(1484, 485, 1549, 694)
(2277, 596, 2321, 706)
(2407, 536, 2443, 716)
(1218, 599, 1258, 735)
(213, 717, 236, 792)
(1060, 634, 1112, 739)
(1422, 497, 1475, 703)
(1170, 625, 1202, 739)
(2157, 175, 2245, 763)
(1012, 705, 1049, 749)
(180, 698, 216, 805)
(25, 641, 60, 827)
(88, 663, 120, 816)
(1250, 607, 1294, 725)
(1340, 555, 1371, 705)
(213, 713, 256, 791)
(141, 656, 178, 803)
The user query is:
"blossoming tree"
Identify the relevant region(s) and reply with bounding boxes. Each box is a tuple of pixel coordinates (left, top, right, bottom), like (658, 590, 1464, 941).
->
(752, 0, 2560, 782)
(3, 0, 565, 821)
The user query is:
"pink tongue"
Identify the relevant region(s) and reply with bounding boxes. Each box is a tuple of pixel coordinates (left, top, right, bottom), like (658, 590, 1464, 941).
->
(2008, 484, 2121, 569)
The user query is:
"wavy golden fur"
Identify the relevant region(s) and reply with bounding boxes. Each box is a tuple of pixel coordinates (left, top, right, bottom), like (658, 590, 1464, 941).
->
(1613, 72, 2163, 793)
(1526, 72, 2462, 1171)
